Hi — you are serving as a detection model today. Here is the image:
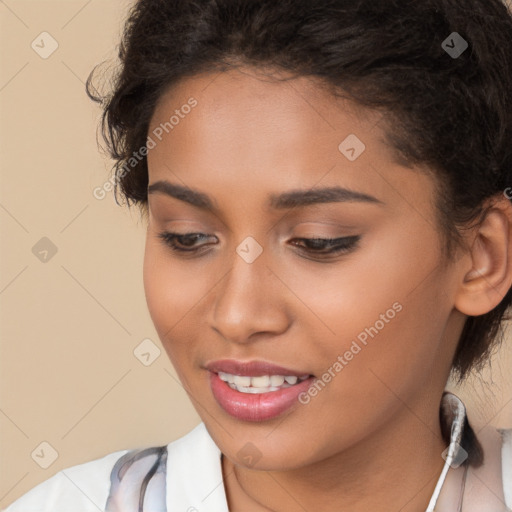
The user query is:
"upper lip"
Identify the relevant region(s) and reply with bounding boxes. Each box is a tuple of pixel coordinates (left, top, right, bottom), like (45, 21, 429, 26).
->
(205, 359, 312, 378)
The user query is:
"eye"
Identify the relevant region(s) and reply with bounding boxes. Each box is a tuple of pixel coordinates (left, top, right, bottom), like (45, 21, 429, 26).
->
(290, 235, 361, 257)
(157, 232, 216, 253)
(157, 231, 360, 259)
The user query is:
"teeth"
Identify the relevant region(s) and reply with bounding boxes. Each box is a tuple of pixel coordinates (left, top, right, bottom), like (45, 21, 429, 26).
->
(233, 375, 251, 387)
(250, 375, 270, 387)
(217, 372, 310, 393)
(218, 371, 233, 383)
(228, 384, 282, 394)
(270, 375, 285, 386)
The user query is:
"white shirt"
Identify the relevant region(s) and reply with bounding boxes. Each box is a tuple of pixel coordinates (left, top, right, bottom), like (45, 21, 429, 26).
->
(3, 392, 511, 512)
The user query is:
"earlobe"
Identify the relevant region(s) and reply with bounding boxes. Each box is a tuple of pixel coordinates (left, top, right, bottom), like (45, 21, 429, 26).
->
(455, 196, 512, 316)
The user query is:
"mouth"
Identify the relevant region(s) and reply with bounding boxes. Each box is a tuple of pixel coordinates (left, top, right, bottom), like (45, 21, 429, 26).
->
(204, 358, 313, 378)
(204, 359, 316, 421)
(217, 372, 312, 394)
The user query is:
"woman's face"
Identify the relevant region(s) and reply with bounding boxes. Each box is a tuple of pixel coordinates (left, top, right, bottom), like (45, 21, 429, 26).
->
(143, 67, 466, 470)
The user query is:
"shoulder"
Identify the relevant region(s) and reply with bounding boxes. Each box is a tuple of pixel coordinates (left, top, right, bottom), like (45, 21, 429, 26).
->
(2, 448, 129, 512)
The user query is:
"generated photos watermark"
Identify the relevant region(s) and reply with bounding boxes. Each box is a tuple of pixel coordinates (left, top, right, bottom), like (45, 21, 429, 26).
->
(298, 301, 403, 404)
(93, 97, 198, 201)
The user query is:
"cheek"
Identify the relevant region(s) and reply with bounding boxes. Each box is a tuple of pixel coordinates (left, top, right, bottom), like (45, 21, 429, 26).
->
(143, 238, 168, 326)
(143, 237, 201, 330)
(142, 235, 214, 381)
(293, 225, 449, 390)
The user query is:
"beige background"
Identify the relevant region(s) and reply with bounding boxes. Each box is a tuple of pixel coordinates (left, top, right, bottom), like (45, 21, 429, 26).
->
(0, 0, 511, 508)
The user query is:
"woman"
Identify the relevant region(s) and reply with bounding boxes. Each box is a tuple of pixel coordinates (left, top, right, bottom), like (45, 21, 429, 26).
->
(5, 0, 512, 510)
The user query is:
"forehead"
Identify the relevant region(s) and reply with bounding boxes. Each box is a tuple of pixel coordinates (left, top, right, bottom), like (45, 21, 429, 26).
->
(148, 66, 386, 158)
(153, 66, 365, 118)
(146, 67, 432, 213)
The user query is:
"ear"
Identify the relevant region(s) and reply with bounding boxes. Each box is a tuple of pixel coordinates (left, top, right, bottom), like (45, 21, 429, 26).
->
(455, 194, 512, 316)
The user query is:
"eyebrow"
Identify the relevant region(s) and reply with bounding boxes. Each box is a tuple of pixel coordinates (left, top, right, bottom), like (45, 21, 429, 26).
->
(147, 180, 383, 211)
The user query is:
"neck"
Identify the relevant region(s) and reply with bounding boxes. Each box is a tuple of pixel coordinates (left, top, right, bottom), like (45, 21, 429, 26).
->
(222, 396, 448, 512)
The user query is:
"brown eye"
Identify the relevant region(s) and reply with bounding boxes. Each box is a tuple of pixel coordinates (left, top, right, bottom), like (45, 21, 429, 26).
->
(157, 232, 215, 252)
(290, 235, 361, 256)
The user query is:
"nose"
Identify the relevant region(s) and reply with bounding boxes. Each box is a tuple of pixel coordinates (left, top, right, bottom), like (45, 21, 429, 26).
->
(209, 246, 291, 344)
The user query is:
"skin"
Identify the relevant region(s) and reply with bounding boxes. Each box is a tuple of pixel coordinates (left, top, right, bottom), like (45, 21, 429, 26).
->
(142, 66, 512, 512)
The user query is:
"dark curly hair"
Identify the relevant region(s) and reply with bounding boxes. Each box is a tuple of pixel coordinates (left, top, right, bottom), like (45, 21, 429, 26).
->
(86, 0, 512, 381)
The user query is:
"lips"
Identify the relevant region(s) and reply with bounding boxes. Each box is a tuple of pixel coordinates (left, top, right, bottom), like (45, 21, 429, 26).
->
(204, 359, 312, 378)
(209, 371, 315, 421)
(204, 359, 316, 421)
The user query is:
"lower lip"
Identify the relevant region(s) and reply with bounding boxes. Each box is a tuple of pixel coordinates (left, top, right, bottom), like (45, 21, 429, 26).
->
(209, 371, 315, 422)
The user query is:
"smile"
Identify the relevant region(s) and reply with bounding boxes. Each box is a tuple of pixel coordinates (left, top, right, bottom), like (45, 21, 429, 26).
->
(218, 372, 311, 393)
(209, 371, 316, 421)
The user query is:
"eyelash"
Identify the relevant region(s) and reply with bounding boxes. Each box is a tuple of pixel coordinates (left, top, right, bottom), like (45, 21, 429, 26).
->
(156, 231, 361, 259)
